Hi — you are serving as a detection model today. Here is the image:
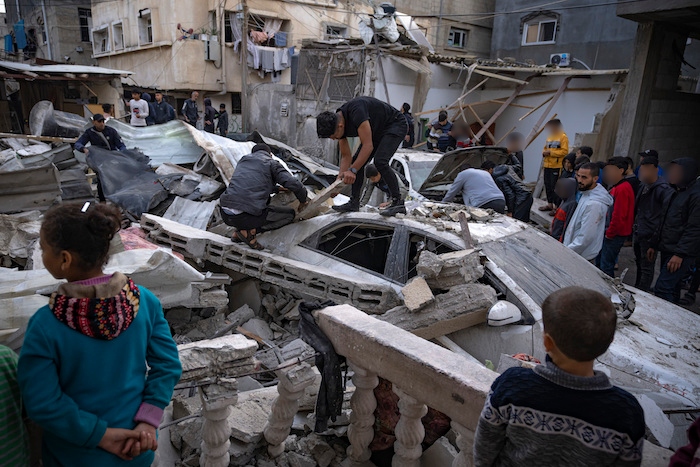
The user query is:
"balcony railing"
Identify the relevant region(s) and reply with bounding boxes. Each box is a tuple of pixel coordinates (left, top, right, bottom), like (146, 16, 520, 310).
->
(263, 304, 499, 466)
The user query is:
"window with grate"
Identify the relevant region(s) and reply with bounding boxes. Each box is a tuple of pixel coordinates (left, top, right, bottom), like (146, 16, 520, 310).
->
(447, 28, 467, 49)
(79, 8, 92, 42)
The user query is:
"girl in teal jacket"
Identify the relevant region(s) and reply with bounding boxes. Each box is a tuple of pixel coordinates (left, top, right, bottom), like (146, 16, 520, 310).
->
(18, 202, 182, 466)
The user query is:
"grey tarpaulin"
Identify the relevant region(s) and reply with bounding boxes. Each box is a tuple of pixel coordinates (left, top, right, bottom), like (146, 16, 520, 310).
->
(86, 147, 171, 217)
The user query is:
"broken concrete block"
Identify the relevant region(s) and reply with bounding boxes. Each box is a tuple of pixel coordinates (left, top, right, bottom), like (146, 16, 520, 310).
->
(172, 394, 202, 420)
(449, 210, 470, 222)
(226, 304, 256, 328)
(286, 451, 316, 467)
(379, 283, 497, 340)
(641, 440, 673, 467)
(401, 276, 435, 312)
(184, 328, 206, 342)
(307, 436, 336, 467)
(418, 249, 484, 289)
(237, 375, 264, 392)
(636, 394, 674, 448)
(228, 437, 258, 467)
(228, 386, 279, 444)
(178, 334, 258, 381)
(242, 317, 274, 341)
(469, 207, 491, 221)
(420, 436, 458, 467)
(280, 339, 315, 362)
(196, 312, 226, 339)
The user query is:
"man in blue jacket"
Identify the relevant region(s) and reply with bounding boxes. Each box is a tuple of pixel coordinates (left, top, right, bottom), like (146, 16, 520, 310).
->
(74, 114, 126, 154)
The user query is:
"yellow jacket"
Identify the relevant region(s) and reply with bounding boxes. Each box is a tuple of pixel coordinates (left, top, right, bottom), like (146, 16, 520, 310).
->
(543, 132, 569, 169)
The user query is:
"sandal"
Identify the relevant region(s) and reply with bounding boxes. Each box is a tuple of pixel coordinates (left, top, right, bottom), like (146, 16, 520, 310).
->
(538, 204, 553, 211)
(235, 230, 265, 251)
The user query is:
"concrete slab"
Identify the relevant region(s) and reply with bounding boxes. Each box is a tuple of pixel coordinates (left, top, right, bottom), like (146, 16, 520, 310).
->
(401, 276, 435, 312)
(178, 334, 258, 382)
(636, 394, 675, 448)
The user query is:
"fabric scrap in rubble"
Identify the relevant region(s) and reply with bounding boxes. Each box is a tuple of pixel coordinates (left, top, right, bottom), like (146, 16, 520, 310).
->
(299, 300, 344, 433)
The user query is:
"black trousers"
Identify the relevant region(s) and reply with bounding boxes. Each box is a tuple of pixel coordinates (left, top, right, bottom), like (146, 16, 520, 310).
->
(350, 124, 406, 204)
(220, 205, 295, 232)
(634, 239, 656, 292)
(512, 195, 533, 222)
(480, 198, 506, 214)
(543, 168, 561, 205)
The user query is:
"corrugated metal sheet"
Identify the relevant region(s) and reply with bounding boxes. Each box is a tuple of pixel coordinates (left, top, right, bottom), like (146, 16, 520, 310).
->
(0, 60, 132, 76)
(0, 164, 61, 213)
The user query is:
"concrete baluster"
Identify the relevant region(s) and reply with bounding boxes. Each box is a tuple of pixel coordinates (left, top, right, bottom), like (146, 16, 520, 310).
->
(346, 360, 379, 463)
(263, 362, 317, 457)
(392, 385, 428, 467)
(451, 421, 476, 467)
(199, 378, 238, 467)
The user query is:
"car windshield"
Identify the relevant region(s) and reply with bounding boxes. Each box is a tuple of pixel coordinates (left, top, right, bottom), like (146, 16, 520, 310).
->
(406, 160, 439, 189)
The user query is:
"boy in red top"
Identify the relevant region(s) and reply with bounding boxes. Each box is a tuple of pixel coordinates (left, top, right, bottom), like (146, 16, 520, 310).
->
(596, 157, 635, 277)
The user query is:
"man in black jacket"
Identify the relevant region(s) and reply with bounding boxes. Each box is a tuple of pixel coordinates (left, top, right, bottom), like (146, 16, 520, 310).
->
(74, 114, 126, 153)
(151, 91, 176, 124)
(648, 157, 700, 303)
(220, 144, 308, 249)
(482, 161, 533, 222)
(634, 156, 674, 292)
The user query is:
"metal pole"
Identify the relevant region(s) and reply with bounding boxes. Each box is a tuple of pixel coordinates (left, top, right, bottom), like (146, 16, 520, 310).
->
(436, 0, 444, 51)
(240, 0, 249, 132)
(41, 0, 52, 61)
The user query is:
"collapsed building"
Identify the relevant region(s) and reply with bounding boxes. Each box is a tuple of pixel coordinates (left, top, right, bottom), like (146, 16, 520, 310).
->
(0, 103, 697, 465)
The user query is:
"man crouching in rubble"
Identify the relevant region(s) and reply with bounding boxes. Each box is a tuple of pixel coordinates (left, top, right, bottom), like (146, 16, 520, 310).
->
(220, 144, 308, 250)
(316, 96, 408, 217)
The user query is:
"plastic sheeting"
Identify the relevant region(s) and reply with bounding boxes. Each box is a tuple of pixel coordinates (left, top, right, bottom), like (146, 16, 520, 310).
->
(86, 147, 170, 217)
(29, 100, 89, 138)
(106, 119, 205, 166)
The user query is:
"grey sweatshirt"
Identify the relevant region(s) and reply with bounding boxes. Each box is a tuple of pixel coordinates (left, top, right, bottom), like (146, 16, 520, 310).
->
(563, 183, 613, 260)
(442, 168, 505, 208)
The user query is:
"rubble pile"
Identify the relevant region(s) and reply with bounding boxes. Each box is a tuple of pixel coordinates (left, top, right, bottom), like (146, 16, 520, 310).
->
(401, 202, 495, 231)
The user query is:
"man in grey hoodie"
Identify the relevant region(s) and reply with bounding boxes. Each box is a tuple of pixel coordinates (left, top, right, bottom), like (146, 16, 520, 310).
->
(443, 166, 506, 213)
(563, 163, 613, 261)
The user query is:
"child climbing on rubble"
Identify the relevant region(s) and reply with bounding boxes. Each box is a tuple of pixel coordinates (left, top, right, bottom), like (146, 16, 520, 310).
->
(473, 286, 645, 466)
(17, 202, 182, 466)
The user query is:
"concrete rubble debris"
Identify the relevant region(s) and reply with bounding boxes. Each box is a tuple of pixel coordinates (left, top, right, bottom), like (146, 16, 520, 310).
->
(417, 249, 484, 289)
(635, 394, 675, 448)
(401, 276, 435, 312)
(0, 211, 42, 265)
(379, 283, 497, 339)
(177, 334, 258, 382)
(420, 436, 458, 467)
(242, 318, 274, 342)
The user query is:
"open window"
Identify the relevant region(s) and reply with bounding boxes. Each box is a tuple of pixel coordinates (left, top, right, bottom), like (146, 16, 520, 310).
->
(92, 26, 109, 54)
(112, 22, 124, 50)
(325, 24, 347, 40)
(447, 27, 467, 49)
(521, 13, 558, 46)
(138, 9, 153, 45)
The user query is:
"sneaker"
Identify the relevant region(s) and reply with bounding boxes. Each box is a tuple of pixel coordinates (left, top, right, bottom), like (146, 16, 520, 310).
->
(332, 201, 359, 213)
(380, 199, 406, 217)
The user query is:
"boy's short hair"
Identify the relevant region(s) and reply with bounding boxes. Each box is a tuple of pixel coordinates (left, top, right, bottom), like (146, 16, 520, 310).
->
(578, 162, 599, 177)
(542, 287, 617, 361)
(546, 118, 562, 127)
(402, 103, 410, 112)
(131, 89, 141, 96)
(606, 156, 628, 171)
(574, 155, 590, 168)
(481, 160, 496, 170)
(365, 164, 379, 178)
(578, 146, 593, 157)
(438, 110, 448, 122)
(624, 156, 635, 171)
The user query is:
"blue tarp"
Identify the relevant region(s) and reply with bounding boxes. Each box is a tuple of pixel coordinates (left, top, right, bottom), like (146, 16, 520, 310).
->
(13, 19, 26, 49)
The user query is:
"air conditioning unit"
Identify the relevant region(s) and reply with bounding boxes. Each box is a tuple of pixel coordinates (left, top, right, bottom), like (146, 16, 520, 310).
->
(550, 53, 570, 67)
(204, 37, 220, 62)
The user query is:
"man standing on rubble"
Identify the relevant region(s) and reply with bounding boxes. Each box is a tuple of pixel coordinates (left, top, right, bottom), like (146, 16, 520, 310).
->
(182, 91, 199, 126)
(74, 114, 126, 154)
(316, 96, 408, 217)
(220, 144, 308, 250)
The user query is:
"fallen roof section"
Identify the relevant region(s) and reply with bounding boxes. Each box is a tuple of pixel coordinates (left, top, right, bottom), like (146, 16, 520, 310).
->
(0, 164, 61, 214)
(0, 60, 132, 77)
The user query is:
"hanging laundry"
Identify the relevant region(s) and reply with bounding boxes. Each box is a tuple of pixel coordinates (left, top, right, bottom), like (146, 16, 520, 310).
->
(4, 35, 13, 54)
(260, 46, 275, 73)
(249, 30, 268, 45)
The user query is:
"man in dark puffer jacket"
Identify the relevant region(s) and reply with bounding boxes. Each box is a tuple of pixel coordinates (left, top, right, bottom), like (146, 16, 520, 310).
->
(648, 157, 700, 303)
(482, 161, 533, 222)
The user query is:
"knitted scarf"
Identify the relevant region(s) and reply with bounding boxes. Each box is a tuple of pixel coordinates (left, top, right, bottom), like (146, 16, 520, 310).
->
(49, 276, 140, 340)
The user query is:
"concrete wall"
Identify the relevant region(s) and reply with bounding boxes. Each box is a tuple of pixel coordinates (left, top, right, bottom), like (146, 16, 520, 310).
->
(391, 0, 494, 57)
(491, 0, 638, 69)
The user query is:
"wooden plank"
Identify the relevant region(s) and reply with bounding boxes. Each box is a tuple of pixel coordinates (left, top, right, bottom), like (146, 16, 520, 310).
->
(458, 211, 475, 249)
(518, 95, 554, 121)
(472, 68, 529, 84)
(524, 76, 572, 148)
(495, 126, 517, 146)
(473, 75, 533, 141)
(0, 132, 78, 143)
(295, 179, 345, 220)
(467, 104, 497, 145)
(414, 77, 489, 117)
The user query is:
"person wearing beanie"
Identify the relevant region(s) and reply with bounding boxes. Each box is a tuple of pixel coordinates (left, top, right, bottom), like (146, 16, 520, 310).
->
(316, 96, 407, 217)
(219, 144, 308, 249)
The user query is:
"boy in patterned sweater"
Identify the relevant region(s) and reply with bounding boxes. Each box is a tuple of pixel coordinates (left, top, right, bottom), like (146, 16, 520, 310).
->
(474, 286, 645, 466)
